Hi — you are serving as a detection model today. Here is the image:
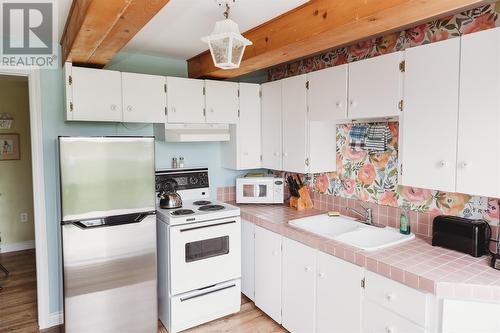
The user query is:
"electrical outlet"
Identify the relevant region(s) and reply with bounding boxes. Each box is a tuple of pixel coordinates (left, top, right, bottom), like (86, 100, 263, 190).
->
(20, 213, 28, 223)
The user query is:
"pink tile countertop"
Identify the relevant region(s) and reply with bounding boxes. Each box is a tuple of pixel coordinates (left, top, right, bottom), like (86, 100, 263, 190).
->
(234, 203, 500, 302)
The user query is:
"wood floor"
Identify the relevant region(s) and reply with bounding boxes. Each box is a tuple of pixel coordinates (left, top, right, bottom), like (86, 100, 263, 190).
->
(0, 249, 41, 333)
(0, 249, 286, 333)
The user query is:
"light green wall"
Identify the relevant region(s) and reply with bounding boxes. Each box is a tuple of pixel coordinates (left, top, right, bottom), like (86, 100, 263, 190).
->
(41, 49, 250, 313)
(0, 78, 35, 246)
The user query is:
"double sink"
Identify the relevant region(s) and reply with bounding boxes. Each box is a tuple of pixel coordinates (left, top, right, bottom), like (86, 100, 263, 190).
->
(289, 214, 414, 251)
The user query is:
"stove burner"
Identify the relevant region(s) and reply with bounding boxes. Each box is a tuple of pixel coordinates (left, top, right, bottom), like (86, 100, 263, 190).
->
(171, 209, 195, 216)
(193, 200, 212, 206)
(198, 204, 225, 212)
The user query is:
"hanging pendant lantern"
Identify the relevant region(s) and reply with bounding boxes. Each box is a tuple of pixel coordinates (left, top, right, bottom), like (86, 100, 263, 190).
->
(201, 1, 252, 70)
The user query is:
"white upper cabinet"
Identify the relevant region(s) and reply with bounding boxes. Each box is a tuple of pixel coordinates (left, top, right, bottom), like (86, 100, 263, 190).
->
(238, 83, 262, 169)
(166, 77, 205, 124)
(348, 51, 403, 119)
(204, 80, 239, 124)
(221, 83, 262, 170)
(457, 27, 500, 198)
(316, 251, 363, 333)
(307, 64, 348, 121)
(401, 38, 460, 192)
(282, 237, 316, 333)
(261, 80, 283, 170)
(282, 74, 308, 173)
(122, 72, 166, 123)
(65, 64, 123, 122)
(307, 65, 347, 174)
(254, 226, 282, 324)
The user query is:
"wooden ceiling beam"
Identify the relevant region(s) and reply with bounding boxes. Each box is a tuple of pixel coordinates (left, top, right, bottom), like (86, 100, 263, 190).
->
(61, 0, 170, 67)
(187, 0, 494, 79)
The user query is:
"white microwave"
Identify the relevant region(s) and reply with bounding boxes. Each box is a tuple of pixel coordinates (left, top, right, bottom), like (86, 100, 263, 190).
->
(236, 177, 284, 204)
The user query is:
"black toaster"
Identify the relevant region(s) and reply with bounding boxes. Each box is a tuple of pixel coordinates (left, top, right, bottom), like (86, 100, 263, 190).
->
(432, 216, 491, 257)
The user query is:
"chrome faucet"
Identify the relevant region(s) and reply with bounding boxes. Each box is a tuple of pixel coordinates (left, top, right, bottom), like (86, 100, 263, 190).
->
(346, 205, 385, 228)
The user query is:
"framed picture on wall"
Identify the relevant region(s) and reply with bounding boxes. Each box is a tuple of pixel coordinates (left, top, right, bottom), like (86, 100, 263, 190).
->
(0, 134, 20, 161)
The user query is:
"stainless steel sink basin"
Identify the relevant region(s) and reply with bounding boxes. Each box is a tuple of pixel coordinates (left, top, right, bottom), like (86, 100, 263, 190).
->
(289, 214, 414, 251)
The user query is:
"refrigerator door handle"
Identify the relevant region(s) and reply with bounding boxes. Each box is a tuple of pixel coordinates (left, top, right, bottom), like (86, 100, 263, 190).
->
(73, 212, 155, 229)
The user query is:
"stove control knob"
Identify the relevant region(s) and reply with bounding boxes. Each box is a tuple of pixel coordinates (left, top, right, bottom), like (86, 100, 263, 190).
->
(190, 177, 199, 185)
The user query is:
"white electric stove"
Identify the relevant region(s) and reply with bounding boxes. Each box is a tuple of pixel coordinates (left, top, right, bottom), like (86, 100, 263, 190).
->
(156, 168, 241, 333)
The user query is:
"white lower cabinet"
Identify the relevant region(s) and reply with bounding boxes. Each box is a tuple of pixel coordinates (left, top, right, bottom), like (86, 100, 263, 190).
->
(245, 224, 436, 333)
(316, 251, 363, 333)
(364, 270, 430, 332)
(363, 299, 425, 333)
(282, 237, 316, 333)
(441, 299, 500, 333)
(281, 238, 363, 333)
(241, 220, 255, 301)
(254, 226, 282, 323)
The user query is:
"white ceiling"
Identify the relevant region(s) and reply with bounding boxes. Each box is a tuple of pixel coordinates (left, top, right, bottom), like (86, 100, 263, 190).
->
(57, 0, 73, 40)
(123, 0, 310, 60)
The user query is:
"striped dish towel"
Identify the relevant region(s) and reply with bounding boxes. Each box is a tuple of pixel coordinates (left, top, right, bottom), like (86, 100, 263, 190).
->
(365, 124, 392, 152)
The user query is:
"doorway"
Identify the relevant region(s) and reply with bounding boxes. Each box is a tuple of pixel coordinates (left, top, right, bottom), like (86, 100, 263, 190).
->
(0, 68, 49, 330)
(0, 74, 39, 331)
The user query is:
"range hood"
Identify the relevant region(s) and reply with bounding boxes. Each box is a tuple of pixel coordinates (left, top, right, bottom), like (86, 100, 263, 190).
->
(153, 123, 230, 142)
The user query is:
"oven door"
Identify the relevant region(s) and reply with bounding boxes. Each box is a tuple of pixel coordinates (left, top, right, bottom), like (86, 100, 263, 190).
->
(236, 180, 274, 203)
(169, 217, 241, 295)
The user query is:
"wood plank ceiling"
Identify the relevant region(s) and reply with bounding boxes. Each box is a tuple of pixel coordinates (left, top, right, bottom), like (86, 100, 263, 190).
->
(187, 0, 494, 79)
(61, 0, 170, 66)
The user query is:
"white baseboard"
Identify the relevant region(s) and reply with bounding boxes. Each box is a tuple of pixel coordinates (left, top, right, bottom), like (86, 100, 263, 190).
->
(45, 311, 64, 328)
(0, 240, 35, 253)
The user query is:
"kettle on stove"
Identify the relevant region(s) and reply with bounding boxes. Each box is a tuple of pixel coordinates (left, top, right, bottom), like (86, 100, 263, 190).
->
(158, 180, 182, 209)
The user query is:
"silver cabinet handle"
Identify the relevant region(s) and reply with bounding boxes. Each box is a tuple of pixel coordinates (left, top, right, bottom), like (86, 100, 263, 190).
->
(180, 220, 236, 232)
(180, 284, 236, 302)
(126, 105, 133, 112)
(110, 104, 118, 111)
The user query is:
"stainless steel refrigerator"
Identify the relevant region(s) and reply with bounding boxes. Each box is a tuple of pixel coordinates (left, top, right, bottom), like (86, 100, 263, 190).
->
(59, 137, 157, 333)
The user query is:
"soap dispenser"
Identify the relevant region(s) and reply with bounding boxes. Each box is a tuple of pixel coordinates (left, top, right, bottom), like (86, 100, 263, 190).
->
(399, 206, 411, 235)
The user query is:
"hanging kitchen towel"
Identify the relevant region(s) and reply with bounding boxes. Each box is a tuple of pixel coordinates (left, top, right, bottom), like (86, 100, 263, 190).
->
(365, 124, 392, 152)
(349, 125, 368, 151)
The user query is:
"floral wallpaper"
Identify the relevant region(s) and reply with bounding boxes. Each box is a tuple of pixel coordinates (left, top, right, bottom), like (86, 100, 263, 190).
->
(309, 123, 499, 224)
(268, 4, 500, 81)
(269, 4, 500, 224)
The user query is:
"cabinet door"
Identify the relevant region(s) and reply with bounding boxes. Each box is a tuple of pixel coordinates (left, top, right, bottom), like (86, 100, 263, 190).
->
(457, 27, 500, 198)
(363, 299, 425, 333)
(166, 77, 205, 123)
(308, 64, 348, 121)
(442, 299, 500, 333)
(205, 80, 239, 124)
(282, 74, 308, 173)
(401, 38, 460, 192)
(69, 66, 122, 122)
(241, 220, 255, 301)
(282, 237, 316, 333)
(316, 251, 363, 333)
(254, 226, 282, 324)
(122, 73, 166, 123)
(348, 51, 403, 119)
(239, 83, 262, 169)
(261, 80, 283, 170)
(307, 65, 347, 173)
